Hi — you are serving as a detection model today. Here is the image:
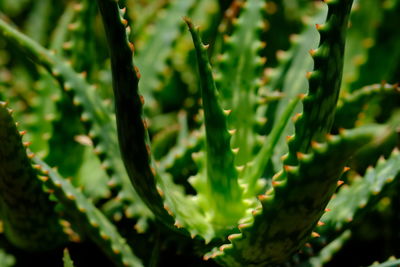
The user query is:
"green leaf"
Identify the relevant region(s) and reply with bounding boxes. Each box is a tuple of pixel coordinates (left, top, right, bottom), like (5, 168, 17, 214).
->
(96, 0, 173, 225)
(0, 248, 15, 267)
(0, 102, 67, 251)
(286, 0, 353, 164)
(321, 147, 400, 232)
(0, 7, 153, 225)
(211, 124, 381, 266)
(185, 17, 245, 227)
(368, 257, 400, 267)
(63, 249, 75, 267)
(34, 157, 144, 267)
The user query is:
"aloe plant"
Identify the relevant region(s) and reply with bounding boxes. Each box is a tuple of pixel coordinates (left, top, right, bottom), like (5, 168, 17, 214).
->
(0, 0, 399, 266)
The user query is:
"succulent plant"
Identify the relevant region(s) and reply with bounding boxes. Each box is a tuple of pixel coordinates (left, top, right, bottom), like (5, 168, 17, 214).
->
(0, 0, 399, 266)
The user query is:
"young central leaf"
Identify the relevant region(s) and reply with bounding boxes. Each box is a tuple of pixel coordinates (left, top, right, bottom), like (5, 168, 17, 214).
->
(185, 18, 245, 229)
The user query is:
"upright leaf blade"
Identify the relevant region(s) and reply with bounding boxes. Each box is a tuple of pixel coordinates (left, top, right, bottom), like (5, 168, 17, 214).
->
(286, 0, 353, 164)
(0, 102, 67, 251)
(185, 17, 245, 226)
(96, 0, 174, 225)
